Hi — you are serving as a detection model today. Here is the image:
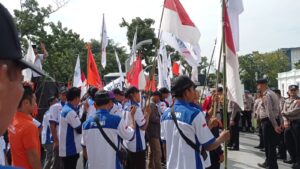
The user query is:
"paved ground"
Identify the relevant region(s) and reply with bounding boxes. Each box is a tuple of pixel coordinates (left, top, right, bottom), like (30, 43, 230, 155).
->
(77, 132, 293, 169)
(223, 132, 291, 169)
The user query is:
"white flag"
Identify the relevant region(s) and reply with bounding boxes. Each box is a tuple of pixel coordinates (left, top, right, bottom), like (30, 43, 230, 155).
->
(191, 66, 198, 82)
(115, 50, 124, 88)
(157, 41, 171, 89)
(129, 28, 137, 66)
(101, 14, 108, 68)
(73, 55, 82, 87)
(104, 77, 123, 91)
(22, 42, 35, 81)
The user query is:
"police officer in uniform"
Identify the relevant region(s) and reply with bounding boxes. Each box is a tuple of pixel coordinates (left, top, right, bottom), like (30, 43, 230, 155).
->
(256, 79, 281, 169)
(282, 85, 300, 169)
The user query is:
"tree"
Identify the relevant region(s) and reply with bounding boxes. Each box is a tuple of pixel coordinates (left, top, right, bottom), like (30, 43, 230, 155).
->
(239, 50, 289, 91)
(14, 0, 128, 83)
(120, 17, 158, 65)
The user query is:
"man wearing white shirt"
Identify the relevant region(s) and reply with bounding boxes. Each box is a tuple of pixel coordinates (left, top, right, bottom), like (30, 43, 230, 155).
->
(49, 87, 67, 169)
(82, 90, 136, 169)
(161, 76, 230, 169)
(31, 43, 48, 84)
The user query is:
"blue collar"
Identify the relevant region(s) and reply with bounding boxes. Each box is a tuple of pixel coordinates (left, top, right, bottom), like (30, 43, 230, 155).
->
(130, 100, 139, 106)
(174, 99, 189, 106)
(66, 103, 77, 111)
(96, 109, 109, 115)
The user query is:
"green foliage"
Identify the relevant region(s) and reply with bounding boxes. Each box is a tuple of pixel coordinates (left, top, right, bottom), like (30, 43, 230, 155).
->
(14, 0, 128, 83)
(120, 17, 158, 65)
(239, 50, 289, 91)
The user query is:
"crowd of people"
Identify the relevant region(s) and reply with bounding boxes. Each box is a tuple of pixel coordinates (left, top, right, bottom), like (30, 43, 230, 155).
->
(1, 2, 300, 169)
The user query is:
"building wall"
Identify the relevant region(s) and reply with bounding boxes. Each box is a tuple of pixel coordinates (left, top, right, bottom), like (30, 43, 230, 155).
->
(291, 48, 300, 69)
(278, 69, 300, 97)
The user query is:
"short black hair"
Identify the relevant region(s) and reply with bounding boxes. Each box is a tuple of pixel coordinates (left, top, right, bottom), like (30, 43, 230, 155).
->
(94, 90, 111, 106)
(112, 88, 124, 96)
(217, 87, 223, 92)
(159, 87, 170, 94)
(66, 87, 81, 101)
(151, 91, 162, 97)
(18, 84, 34, 108)
(88, 86, 98, 100)
(48, 96, 56, 106)
(171, 75, 195, 98)
(125, 86, 139, 99)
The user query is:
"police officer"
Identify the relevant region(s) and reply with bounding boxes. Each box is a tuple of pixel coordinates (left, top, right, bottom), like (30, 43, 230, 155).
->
(228, 101, 241, 151)
(161, 75, 230, 169)
(256, 79, 281, 169)
(282, 85, 300, 169)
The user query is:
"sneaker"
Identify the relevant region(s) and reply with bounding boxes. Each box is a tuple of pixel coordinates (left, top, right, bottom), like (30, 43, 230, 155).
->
(283, 159, 295, 164)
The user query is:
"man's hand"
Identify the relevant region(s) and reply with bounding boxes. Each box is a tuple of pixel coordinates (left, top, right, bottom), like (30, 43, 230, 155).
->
(275, 126, 282, 134)
(130, 106, 137, 118)
(283, 121, 290, 129)
(219, 153, 224, 163)
(219, 130, 230, 142)
(53, 141, 59, 151)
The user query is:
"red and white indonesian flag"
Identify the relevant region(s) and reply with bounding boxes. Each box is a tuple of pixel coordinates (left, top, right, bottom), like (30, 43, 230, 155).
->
(224, 4, 244, 110)
(161, 0, 200, 45)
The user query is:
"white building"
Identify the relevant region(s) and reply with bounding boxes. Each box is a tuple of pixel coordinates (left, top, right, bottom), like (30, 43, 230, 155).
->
(278, 69, 300, 97)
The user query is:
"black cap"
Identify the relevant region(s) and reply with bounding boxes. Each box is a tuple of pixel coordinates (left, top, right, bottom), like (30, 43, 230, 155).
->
(171, 75, 195, 96)
(256, 78, 268, 84)
(125, 86, 139, 98)
(159, 87, 170, 94)
(0, 4, 45, 76)
(289, 85, 299, 90)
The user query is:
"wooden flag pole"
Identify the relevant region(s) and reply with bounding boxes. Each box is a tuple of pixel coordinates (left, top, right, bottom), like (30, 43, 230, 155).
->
(221, 0, 229, 168)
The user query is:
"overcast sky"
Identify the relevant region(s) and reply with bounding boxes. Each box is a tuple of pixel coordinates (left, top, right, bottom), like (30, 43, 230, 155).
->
(1, 0, 300, 57)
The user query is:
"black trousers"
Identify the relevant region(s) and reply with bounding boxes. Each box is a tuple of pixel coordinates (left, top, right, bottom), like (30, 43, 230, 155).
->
(207, 127, 222, 169)
(62, 154, 79, 169)
(241, 111, 252, 131)
(261, 118, 279, 169)
(291, 120, 300, 163)
(278, 129, 287, 159)
(229, 113, 240, 148)
(126, 150, 146, 169)
(257, 119, 264, 148)
(284, 127, 296, 161)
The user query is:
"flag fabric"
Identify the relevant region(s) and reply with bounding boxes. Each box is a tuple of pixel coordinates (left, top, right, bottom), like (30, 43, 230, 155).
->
(224, 4, 244, 110)
(129, 28, 138, 66)
(87, 44, 103, 89)
(172, 61, 180, 76)
(80, 72, 88, 98)
(157, 41, 171, 89)
(228, 0, 244, 51)
(22, 42, 35, 81)
(104, 77, 123, 91)
(214, 0, 243, 68)
(101, 14, 108, 69)
(73, 55, 83, 87)
(115, 49, 124, 84)
(161, 0, 200, 45)
(126, 56, 144, 89)
(191, 66, 198, 82)
(145, 74, 157, 92)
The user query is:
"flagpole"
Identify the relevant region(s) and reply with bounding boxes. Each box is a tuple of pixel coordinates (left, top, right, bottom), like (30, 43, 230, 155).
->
(146, 0, 167, 101)
(221, 0, 228, 168)
(199, 39, 217, 103)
